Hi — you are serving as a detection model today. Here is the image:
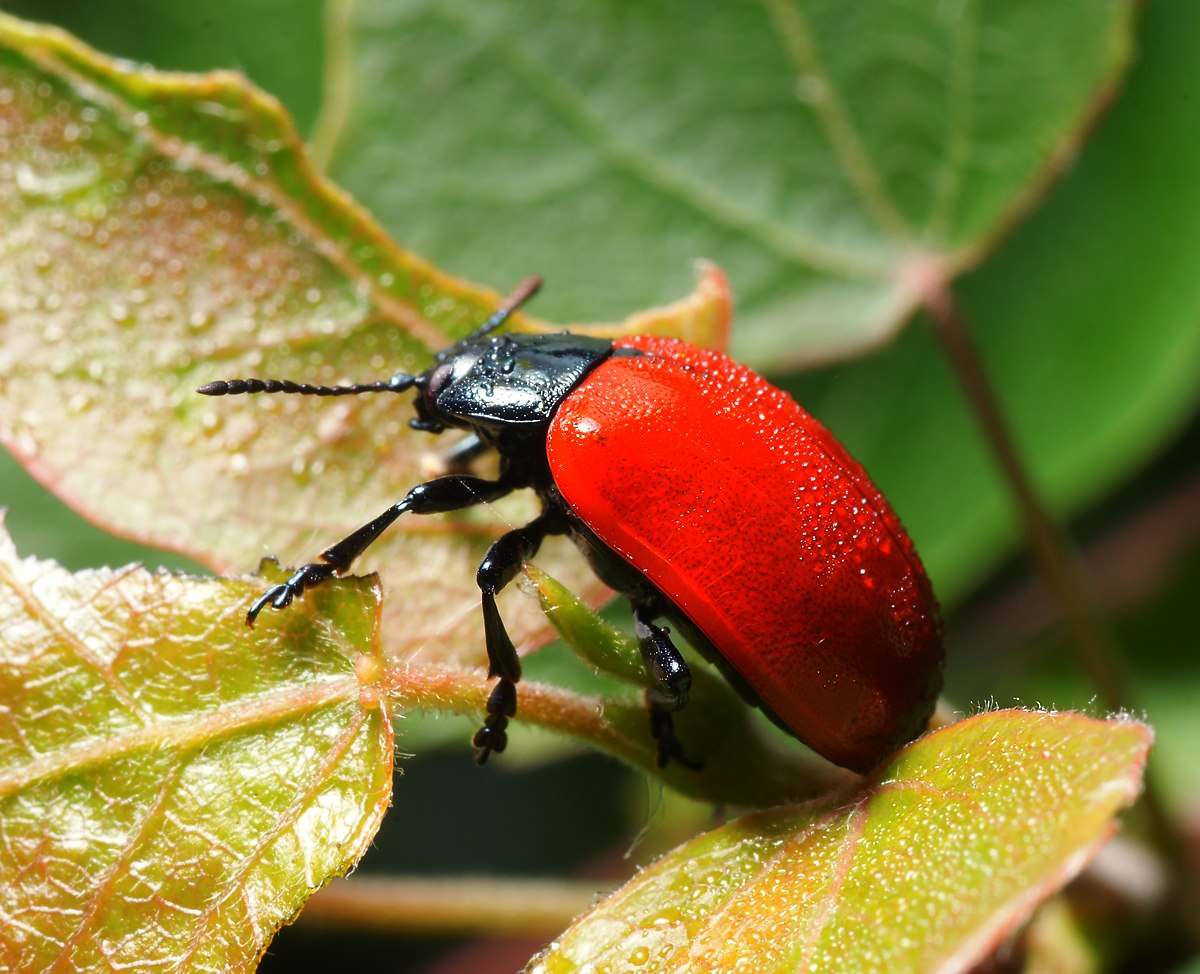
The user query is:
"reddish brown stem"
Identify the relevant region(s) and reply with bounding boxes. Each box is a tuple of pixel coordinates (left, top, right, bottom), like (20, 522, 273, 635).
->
(920, 276, 1182, 865)
(300, 875, 601, 937)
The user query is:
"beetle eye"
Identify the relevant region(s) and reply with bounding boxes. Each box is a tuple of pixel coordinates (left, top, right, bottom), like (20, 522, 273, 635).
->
(419, 361, 455, 423)
(425, 362, 454, 399)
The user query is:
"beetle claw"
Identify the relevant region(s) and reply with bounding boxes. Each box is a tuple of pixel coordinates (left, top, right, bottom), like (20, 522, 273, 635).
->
(244, 562, 339, 627)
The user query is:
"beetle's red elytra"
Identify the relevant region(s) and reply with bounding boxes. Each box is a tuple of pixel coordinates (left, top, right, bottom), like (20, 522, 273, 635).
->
(548, 335, 943, 771)
(199, 278, 944, 772)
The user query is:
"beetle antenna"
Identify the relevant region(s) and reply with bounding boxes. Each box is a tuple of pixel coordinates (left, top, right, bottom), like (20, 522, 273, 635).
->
(198, 277, 542, 398)
(435, 275, 542, 362)
(197, 375, 418, 397)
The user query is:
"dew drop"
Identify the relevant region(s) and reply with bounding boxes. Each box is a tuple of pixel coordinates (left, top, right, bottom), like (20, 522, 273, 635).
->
(12, 430, 39, 458)
(188, 310, 214, 332)
(15, 160, 100, 198)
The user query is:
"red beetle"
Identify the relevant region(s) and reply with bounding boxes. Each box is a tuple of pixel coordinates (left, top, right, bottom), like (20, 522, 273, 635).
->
(199, 279, 943, 772)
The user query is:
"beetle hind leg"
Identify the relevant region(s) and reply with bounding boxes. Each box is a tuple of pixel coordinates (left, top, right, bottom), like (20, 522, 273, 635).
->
(634, 606, 701, 770)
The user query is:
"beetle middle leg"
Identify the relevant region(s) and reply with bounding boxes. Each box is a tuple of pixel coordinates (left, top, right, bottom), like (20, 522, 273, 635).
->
(246, 471, 523, 626)
(471, 509, 565, 764)
(634, 605, 701, 770)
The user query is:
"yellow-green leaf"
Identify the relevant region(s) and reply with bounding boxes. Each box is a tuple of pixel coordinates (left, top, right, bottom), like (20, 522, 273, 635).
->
(531, 710, 1151, 974)
(0, 520, 392, 972)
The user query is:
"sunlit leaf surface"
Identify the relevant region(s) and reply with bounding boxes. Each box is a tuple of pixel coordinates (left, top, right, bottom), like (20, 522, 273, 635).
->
(0, 521, 392, 972)
(531, 710, 1151, 974)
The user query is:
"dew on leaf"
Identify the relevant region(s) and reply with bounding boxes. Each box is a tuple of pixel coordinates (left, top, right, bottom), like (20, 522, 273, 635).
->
(187, 311, 214, 332)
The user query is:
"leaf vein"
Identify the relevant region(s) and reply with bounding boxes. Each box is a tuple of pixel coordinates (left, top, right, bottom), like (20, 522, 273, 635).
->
(761, 0, 912, 245)
(442, 4, 889, 282)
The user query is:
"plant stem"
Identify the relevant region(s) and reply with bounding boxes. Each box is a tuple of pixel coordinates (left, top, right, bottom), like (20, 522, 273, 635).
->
(300, 875, 602, 936)
(920, 275, 1183, 863)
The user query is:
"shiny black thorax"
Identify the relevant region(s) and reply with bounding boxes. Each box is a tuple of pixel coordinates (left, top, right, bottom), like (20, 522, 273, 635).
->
(414, 333, 615, 465)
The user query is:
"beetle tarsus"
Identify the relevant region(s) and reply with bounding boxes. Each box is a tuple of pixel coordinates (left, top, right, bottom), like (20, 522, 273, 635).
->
(245, 561, 340, 626)
(472, 678, 517, 763)
(648, 706, 703, 770)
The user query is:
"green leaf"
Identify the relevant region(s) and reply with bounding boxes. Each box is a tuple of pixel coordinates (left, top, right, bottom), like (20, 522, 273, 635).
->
(530, 710, 1151, 974)
(325, 0, 1132, 362)
(0, 519, 392, 971)
(0, 13, 730, 675)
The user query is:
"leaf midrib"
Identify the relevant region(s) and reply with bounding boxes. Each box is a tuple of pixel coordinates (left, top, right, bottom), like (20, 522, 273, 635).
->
(0, 674, 362, 798)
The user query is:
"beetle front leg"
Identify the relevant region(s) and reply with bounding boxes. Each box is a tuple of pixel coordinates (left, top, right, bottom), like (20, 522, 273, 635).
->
(246, 472, 522, 627)
(634, 605, 701, 770)
(471, 510, 563, 764)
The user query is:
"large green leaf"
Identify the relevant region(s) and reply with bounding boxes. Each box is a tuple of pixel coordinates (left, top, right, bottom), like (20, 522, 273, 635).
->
(0, 13, 729, 672)
(0, 520, 392, 972)
(530, 710, 1151, 974)
(326, 0, 1131, 362)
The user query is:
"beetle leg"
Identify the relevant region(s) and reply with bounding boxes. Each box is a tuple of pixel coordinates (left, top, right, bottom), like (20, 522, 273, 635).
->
(633, 606, 701, 770)
(438, 433, 491, 474)
(246, 472, 522, 627)
(471, 510, 564, 765)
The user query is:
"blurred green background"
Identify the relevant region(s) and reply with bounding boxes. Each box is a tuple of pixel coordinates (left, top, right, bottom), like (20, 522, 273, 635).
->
(3, 1, 1199, 971)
